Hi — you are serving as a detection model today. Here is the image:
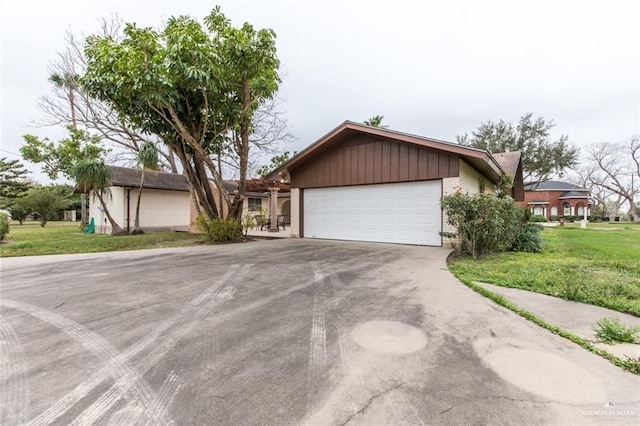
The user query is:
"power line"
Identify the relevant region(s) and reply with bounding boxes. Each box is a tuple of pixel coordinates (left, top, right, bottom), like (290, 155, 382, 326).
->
(0, 148, 22, 157)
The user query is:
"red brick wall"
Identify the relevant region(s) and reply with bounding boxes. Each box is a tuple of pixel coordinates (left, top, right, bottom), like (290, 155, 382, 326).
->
(519, 190, 589, 218)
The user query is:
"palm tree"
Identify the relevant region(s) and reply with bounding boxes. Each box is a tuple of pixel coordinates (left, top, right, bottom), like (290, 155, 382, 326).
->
(50, 72, 87, 227)
(72, 159, 127, 235)
(363, 115, 388, 128)
(130, 141, 159, 235)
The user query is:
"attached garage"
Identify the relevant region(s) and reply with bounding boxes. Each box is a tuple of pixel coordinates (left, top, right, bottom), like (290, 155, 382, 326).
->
(304, 181, 442, 245)
(268, 121, 523, 247)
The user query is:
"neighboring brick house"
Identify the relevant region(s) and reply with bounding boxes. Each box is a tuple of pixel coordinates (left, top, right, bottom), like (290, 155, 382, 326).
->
(522, 180, 591, 219)
(84, 166, 191, 233)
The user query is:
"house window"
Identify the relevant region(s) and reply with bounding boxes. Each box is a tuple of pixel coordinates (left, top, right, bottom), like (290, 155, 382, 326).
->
(533, 206, 544, 216)
(563, 202, 572, 216)
(248, 197, 262, 211)
(551, 206, 558, 216)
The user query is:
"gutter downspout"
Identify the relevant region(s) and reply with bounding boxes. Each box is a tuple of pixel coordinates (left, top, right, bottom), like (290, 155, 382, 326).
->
(126, 188, 131, 233)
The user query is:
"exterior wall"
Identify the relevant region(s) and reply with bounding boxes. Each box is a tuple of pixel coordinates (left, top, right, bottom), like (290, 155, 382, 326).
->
(128, 188, 190, 230)
(243, 195, 269, 217)
(90, 187, 190, 233)
(440, 160, 498, 248)
(290, 135, 459, 188)
(441, 177, 460, 247)
(458, 160, 496, 195)
(89, 187, 125, 234)
(290, 188, 300, 238)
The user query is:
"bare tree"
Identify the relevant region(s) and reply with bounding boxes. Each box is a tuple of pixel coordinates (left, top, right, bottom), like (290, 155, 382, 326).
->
(584, 136, 639, 220)
(32, 22, 179, 173)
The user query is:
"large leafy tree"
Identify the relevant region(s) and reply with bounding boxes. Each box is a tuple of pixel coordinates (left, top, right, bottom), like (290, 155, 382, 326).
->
(130, 141, 159, 235)
(81, 6, 281, 220)
(457, 113, 579, 186)
(21, 126, 104, 181)
(72, 159, 126, 235)
(20, 186, 70, 227)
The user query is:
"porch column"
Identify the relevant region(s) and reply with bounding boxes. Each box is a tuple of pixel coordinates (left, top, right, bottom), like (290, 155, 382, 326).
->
(269, 186, 279, 232)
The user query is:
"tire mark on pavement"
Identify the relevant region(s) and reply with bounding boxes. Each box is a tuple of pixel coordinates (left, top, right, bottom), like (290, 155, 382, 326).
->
(108, 371, 183, 425)
(327, 271, 357, 375)
(25, 265, 241, 426)
(141, 371, 182, 426)
(0, 299, 164, 425)
(0, 315, 28, 424)
(309, 293, 327, 397)
(308, 262, 329, 405)
(321, 263, 424, 426)
(69, 267, 247, 425)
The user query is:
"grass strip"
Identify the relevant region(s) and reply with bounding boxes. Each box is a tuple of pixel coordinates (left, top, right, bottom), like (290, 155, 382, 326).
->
(458, 278, 640, 375)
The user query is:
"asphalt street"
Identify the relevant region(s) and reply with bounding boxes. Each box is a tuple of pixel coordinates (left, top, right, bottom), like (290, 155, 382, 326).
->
(1, 239, 638, 425)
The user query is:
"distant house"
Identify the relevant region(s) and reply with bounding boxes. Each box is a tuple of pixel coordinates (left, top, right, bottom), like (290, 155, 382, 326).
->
(84, 166, 191, 233)
(522, 180, 591, 219)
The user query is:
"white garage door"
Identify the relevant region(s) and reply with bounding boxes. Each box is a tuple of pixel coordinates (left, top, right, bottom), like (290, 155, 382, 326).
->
(304, 181, 442, 246)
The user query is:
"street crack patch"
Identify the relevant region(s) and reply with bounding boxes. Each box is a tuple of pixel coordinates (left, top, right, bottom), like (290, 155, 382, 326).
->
(339, 382, 405, 426)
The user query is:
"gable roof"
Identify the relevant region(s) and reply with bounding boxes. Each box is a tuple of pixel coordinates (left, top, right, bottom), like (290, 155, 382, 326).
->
(107, 166, 190, 191)
(524, 180, 587, 192)
(493, 151, 521, 177)
(267, 120, 506, 183)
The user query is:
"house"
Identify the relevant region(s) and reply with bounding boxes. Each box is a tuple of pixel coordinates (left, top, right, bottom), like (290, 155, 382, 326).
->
(521, 180, 591, 219)
(189, 179, 291, 231)
(84, 166, 191, 233)
(227, 179, 291, 223)
(267, 121, 524, 246)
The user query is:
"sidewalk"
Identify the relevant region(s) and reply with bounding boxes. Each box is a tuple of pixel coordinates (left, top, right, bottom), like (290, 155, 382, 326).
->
(475, 282, 640, 359)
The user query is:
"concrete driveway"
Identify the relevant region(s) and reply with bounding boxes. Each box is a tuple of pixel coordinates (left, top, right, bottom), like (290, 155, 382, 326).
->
(1, 239, 638, 425)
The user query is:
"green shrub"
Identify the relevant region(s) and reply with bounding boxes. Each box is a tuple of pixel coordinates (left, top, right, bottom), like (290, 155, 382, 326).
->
(0, 213, 9, 241)
(594, 317, 640, 344)
(529, 215, 547, 223)
(512, 223, 543, 253)
(7, 201, 31, 225)
(559, 272, 586, 301)
(441, 190, 540, 259)
(550, 215, 561, 222)
(196, 215, 242, 242)
(241, 214, 256, 236)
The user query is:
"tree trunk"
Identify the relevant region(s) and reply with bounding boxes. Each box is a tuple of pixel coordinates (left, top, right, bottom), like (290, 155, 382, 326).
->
(217, 150, 224, 218)
(130, 168, 146, 235)
(94, 191, 127, 235)
(170, 141, 219, 219)
(229, 75, 251, 220)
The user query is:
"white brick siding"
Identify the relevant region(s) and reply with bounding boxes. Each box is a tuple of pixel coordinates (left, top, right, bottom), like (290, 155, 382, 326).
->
(89, 187, 190, 233)
(459, 160, 495, 194)
(290, 188, 300, 237)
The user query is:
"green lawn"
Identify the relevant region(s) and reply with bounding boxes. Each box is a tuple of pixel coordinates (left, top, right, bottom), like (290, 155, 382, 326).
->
(448, 224, 640, 316)
(1, 221, 206, 257)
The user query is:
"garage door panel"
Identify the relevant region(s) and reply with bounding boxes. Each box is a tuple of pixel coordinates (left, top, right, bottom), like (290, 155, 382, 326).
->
(303, 181, 442, 246)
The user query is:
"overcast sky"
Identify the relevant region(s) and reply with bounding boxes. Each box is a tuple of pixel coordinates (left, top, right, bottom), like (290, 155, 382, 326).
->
(2, 0, 639, 183)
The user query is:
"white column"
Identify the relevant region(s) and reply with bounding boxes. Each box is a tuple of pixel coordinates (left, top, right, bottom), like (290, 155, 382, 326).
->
(269, 187, 279, 232)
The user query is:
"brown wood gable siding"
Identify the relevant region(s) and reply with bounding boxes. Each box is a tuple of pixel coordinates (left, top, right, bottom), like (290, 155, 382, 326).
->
(290, 136, 460, 188)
